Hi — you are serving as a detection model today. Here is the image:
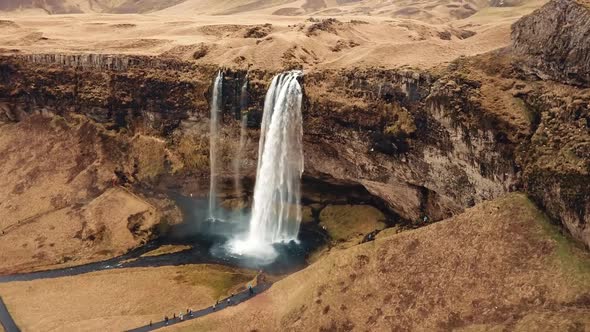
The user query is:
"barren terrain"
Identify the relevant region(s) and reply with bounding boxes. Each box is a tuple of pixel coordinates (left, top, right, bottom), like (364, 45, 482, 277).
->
(0, 0, 546, 70)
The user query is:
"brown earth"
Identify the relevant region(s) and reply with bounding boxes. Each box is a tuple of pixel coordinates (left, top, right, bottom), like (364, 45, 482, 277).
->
(0, 0, 546, 71)
(0, 114, 182, 274)
(169, 193, 590, 331)
(0, 0, 544, 19)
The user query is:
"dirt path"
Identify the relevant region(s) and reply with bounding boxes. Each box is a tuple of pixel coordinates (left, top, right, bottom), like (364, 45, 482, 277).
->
(125, 282, 272, 332)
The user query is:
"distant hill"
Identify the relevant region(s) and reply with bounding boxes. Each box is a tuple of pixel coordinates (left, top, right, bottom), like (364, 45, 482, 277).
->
(0, 0, 184, 14)
(0, 0, 521, 18)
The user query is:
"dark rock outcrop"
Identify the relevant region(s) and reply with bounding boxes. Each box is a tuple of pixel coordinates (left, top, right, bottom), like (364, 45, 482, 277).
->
(510, 0, 590, 247)
(512, 0, 590, 87)
(518, 84, 590, 248)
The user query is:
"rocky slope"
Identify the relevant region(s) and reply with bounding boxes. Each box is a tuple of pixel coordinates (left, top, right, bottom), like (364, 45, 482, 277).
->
(0, 114, 182, 274)
(512, 0, 590, 87)
(511, 0, 590, 247)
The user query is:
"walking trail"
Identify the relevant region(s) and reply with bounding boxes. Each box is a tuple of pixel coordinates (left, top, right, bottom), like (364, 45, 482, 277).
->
(126, 282, 272, 332)
(0, 297, 20, 332)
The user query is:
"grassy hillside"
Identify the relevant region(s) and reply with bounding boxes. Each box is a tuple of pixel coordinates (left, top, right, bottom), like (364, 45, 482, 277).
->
(170, 193, 590, 331)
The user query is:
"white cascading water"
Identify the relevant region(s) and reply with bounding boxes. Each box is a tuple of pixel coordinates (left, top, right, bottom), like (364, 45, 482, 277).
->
(233, 113, 248, 202)
(208, 71, 223, 220)
(229, 70, 304, 260)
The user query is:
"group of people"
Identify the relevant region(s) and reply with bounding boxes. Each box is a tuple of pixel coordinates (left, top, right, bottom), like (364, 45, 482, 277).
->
(149, 274, 264, 328)
(156, 308, 194, 326)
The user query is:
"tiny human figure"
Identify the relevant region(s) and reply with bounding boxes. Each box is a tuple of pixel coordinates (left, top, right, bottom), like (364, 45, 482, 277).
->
(189, 308, 193, 316)
(179, 313, 184, 321)
(227, 298, 232, 305)
(212, 303, 216, 311)
(248, 284, 254, 296)
(165, 316, 169, 325)
(149, 321, 152, 327)
(173, 313, 176, 319)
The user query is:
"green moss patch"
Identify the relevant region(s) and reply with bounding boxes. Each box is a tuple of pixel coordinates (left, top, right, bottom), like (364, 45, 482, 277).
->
(172, 264, 257, 300)
(526, 199, 590, 287)
(141, 245, 192, 257)
(319, 204, 386, 242)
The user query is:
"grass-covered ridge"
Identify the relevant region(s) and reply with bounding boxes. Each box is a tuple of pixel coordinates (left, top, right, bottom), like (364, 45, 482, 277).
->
(173, 193, 590, 331)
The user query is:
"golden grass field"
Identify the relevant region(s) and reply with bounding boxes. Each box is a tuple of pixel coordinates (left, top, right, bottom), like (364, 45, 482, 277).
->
(0, 264, 257, 331)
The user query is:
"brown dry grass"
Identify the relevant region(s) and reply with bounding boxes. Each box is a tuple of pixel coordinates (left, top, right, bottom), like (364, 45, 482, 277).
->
(0, 264, 256, 332)
(453, 52, 534, 141)
(0, 188, 160, 275)
(0, 116, 162, 274)
(169, 193, 590, 331)
(130, 135, 170, 181)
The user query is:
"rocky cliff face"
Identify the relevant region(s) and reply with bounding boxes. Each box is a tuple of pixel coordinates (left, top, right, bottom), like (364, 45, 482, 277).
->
(511, 0, 590, 247)
(512, 0, 590, 87)
(0, 53, 521, 224)
(518, 83, 590, 249)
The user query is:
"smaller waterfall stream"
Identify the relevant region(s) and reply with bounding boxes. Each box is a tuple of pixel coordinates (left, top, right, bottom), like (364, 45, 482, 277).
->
(208, 71, 223, 220)
(233, 114, 248, 203)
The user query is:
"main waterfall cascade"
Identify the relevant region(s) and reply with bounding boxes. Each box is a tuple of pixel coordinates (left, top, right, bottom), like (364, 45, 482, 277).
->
(228, 70, 305, 261)
(208, 71, 223, 220)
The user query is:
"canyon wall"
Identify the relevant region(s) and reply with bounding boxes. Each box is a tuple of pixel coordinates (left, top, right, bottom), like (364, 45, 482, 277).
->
(0, 54, 520, 225)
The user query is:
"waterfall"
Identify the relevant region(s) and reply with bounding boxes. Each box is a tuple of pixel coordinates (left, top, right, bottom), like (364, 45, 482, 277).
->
(228, 70, 304, 259)
(232, 78, 249, 208)
(240, 76, 249, 113)
(208, 71, 223, 220)
(233, 114, 248, 202)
